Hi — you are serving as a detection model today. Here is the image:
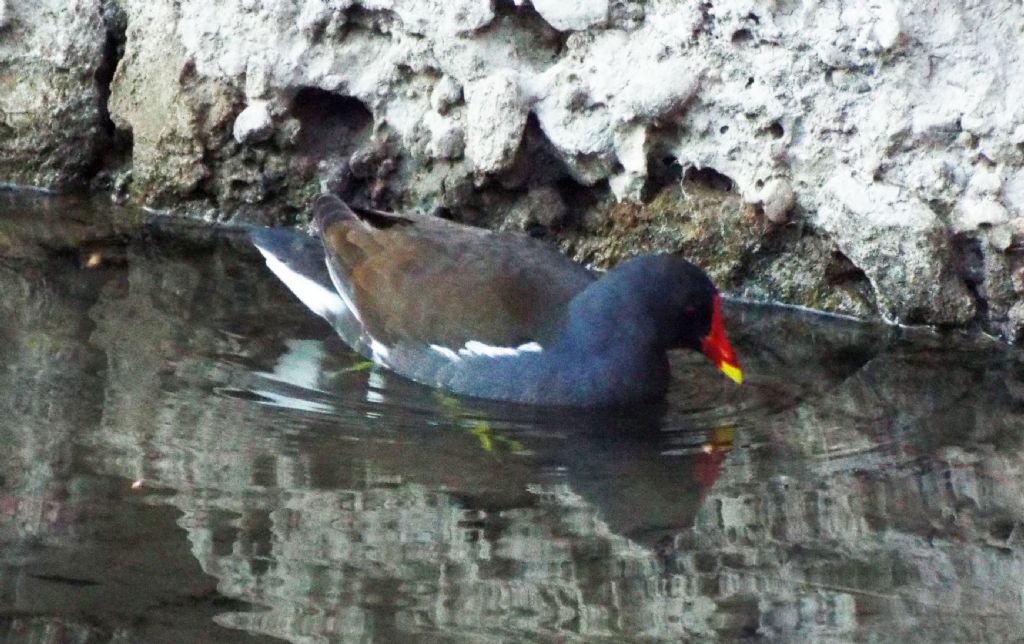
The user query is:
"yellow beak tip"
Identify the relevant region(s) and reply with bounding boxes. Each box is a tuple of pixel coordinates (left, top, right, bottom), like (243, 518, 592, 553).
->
(720, 363, 743, 385)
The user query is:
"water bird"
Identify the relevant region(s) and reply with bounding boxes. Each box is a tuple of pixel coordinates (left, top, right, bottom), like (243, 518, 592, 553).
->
(252, 194, 742, 406)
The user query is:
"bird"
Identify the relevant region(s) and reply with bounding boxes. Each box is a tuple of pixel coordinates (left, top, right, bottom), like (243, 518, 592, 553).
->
(251, 194, 742, 407)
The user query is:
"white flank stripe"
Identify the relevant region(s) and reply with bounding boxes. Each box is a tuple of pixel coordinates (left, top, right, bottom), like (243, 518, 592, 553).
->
(458, 340, 544, 358)
(258, 249, 346, 320)
(430, 345, 462, 361)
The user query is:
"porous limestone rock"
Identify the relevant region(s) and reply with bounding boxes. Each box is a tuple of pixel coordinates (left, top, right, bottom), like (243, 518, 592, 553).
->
(0, 0, 119, 189)
(1008, 301, 1024, 343)
(531, 0, 608, 31)
(1002, 168, 1024, 217)
(233, 100, 274, 144)
(819, 172, 976, 324)
(465, 73, 528, 174)
(5, 0, 1024, 338)
(430, 75, 462, 115)
(499, 184, 567, 232)
(109, 1, 241, 207)
(757, 178, 795, 224)
(361, 0, 494, 35)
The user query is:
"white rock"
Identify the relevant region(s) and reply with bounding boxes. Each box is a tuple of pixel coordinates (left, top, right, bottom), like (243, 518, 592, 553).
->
(233, 100, 274, 144)
(820, 171, 975, 324)
(424, 111, 465, 160)
(1004, 168, 1024, 216)
(968, 168, 1003, 196)
(0, 1, 10, 29)
(609, 125, 647, 201)
(986, 223, 1014, 251)
(430, 75, 462, 114)
(758, 178, 795, 224)
(244, 61, 272, 99)
(531, 0, 608, 31)
(362, 0, 493, 34)
(464, 73, 528, 174)
(872, 1, 902, 50)
(825, 172, 915, 228)
(531, 13, 701, 183)
(955, 197, 1011, 231)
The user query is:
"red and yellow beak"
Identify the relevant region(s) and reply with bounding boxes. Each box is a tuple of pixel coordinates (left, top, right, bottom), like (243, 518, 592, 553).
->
(701, 294, 743, 384)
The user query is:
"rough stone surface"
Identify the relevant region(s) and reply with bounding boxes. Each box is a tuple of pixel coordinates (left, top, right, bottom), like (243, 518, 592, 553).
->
(562, 178, 770, 291)
(465, 73, 528, 174)
(430, 75, 462, 115)
(1009, 301, 1024, 343)
(819, 171, 976, 324)
(233, 100, 274, 144)
(742, 236, 878, 318)
(3, 0, 1024, 338)
(0, 0, 118, 189)
(757, 178, 794, 224)
(499, 184, 567, 233)
(108, 4, 239, 209)
(531, 0, 608, 31)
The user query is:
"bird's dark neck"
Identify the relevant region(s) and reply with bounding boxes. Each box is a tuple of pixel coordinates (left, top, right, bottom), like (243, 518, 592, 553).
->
(512, 262, 674, 406)
(561, 258, 670, 354)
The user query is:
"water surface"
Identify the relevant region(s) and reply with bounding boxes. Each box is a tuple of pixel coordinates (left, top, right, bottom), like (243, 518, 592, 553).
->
(1, 191, 1022, 642)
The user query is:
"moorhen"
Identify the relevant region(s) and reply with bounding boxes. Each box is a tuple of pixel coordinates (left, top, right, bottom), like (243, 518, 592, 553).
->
(252, 194, 742, 406)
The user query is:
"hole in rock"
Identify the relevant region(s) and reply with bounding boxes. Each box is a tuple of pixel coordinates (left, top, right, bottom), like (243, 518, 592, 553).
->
(684, 167, 734, 192)
(989, 518, 1016, 541)
(731, 29, 753, 44)
(557, 176, 602, 207)
(642, 155, 683, 201)
(952, 232, 988, 319)
(826, 250, 869, 284)
(500, 113, 576, 190)
(291, 89, 373, 160)
(524, 221, 548, 238)
(823, 249, 879, 315)
(89, 1, 132, 184)
(720, 125, 730, 134)
(489, 0, 567, 60)
(768, 121, 785, 139)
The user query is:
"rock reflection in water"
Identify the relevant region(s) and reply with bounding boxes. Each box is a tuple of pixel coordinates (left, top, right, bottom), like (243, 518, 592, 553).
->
(1, 193, 1023, 642)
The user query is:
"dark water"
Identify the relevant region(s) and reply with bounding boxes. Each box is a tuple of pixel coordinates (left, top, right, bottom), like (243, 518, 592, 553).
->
(1, 192, 1023, 642)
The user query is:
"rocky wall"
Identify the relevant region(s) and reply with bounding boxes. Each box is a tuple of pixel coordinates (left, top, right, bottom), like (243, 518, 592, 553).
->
(0, 0, 125, 189)
(2, 0, 1024, 340)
